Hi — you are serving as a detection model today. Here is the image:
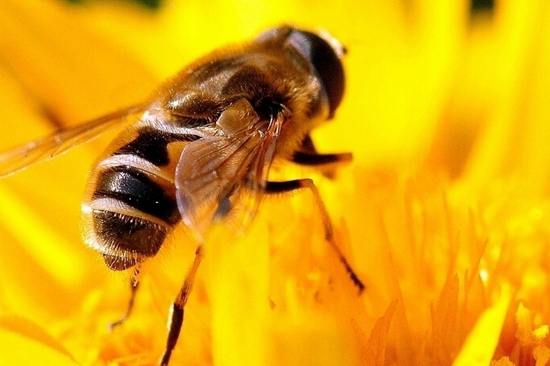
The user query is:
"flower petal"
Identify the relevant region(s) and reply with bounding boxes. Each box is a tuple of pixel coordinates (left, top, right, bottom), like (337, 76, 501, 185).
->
(453, 285, 511, 366)
(0, 315, 77, 366)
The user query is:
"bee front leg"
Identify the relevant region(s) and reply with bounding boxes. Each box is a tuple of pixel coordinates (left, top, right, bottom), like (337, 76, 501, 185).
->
(159, 244, 204, 366)
(265, 179, 365, 293)
(109, 266, 141, 330)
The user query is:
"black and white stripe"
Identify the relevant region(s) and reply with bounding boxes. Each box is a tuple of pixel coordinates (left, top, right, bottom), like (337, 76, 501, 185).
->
(83, 124, 201, 270)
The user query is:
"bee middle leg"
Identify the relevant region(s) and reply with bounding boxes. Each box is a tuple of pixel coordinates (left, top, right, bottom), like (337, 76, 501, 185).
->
(291, 135, 352, 178)
(109, 266, 141, 330)
(159, 244, 204, 366)
(265, 179, 365, 293)
(291, 150, 352, 166)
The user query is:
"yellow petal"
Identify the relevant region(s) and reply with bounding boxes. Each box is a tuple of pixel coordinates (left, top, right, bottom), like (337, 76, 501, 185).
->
(453, 285, 511, 366)
(0, 0, 157, 124)
(534, 345, 550, 366)
(363, 300, 398, 366)
(491, 357, 515, 366)
(432, 274, 459, 365)
(0, 315, 77, 366)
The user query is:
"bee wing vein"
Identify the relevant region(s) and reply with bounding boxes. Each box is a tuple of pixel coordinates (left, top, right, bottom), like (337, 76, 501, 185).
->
(175, 113, 283, 235)
(0, 104, 144, 177)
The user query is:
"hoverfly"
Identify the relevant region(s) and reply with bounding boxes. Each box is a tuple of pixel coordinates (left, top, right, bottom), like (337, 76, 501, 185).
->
(0, 26, 364, 365)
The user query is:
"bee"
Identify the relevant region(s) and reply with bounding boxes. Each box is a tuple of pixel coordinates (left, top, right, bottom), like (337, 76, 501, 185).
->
(0, 26, 364, 365)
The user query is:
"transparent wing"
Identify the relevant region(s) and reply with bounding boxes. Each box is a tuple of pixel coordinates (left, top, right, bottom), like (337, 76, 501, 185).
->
(175, 98, 283, 236)
(0, 104, 144, 177)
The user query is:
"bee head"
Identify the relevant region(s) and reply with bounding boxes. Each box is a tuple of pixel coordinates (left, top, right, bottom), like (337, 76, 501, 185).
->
(257, 27, 346, 119)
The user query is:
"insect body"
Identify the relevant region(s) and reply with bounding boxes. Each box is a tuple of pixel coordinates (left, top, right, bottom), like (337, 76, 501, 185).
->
(0, 26, 363, 365)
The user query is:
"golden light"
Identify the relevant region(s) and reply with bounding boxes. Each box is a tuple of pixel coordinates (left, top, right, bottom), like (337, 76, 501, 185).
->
(1, 0, 550, 365)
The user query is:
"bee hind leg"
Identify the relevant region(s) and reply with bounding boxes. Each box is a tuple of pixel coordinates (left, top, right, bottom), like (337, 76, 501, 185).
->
(265, 179, 365, 294)
(159, 244, 204, 366)
(109, 266, 141, 331)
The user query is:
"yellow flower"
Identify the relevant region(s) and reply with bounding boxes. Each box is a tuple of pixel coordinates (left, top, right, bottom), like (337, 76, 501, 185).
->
(1, 0, 550, 365)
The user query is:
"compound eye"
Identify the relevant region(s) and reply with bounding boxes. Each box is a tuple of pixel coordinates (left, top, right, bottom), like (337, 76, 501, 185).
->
(287, 29, 346, 118)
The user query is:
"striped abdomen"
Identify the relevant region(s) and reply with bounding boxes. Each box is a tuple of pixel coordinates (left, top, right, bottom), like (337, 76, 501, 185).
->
(82, 124, 200, 270)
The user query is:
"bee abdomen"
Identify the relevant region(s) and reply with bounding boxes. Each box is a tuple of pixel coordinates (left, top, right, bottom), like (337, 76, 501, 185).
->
(85, 161, 180, 270)
(93, 166, 179, 224)
(114, 126, 200, 166)
(92, 209, 171, 270)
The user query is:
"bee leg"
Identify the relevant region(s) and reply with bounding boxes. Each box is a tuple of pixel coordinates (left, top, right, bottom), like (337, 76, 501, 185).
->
(159, 244, 204, 366)
(291, 136, 352, 178)
(266, 179, 365, 293)
(291, 151, 352, 166)
(109, 266, 141, 330)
